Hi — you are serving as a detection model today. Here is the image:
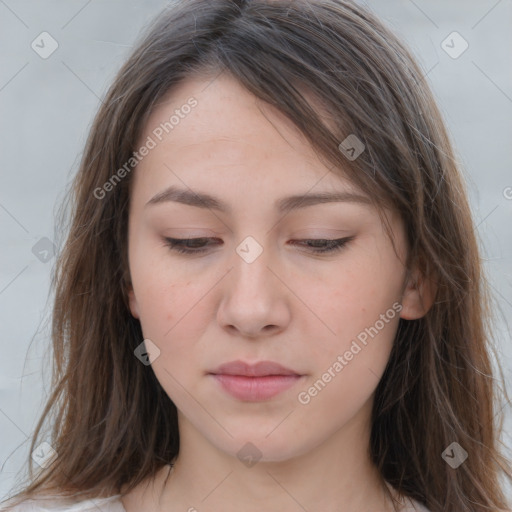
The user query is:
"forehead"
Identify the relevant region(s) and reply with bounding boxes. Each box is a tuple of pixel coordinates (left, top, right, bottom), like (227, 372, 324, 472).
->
(134, 73, 362, 197)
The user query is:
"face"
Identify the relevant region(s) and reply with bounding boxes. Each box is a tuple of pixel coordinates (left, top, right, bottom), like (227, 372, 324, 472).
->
(126, 73, 427, 463)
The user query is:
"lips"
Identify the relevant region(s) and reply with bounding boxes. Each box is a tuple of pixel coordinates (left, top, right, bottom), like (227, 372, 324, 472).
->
(208, 360, 304, 401)
(210, 360, 301, 377)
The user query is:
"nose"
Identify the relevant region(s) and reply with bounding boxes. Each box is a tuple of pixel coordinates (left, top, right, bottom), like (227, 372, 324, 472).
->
(216, 239, 292, 339)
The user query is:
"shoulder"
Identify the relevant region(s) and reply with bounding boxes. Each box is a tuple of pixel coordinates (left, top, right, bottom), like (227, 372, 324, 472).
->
(406, 497, 431, 512)
(384, 481, 431, 512)
(0, 494, 125, 512)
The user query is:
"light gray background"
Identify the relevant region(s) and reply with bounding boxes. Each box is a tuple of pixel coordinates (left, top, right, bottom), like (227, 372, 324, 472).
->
(1, 0, 511, 503)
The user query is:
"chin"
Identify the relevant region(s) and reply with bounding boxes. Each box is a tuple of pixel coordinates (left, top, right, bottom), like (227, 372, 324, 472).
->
(208, 428, 317, 465)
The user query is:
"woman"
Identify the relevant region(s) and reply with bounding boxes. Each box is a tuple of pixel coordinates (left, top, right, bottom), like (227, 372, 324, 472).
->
(2, 1, 511, 511)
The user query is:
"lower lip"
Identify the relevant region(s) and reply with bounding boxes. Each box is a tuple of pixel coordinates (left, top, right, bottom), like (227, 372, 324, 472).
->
(211, 374, 303, 401)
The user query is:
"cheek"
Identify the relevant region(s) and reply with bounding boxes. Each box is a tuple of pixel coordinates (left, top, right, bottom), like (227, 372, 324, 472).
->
(135, 276, 207, 345)
(129, 252, 182, 343)
(133, 272, 211, 405)
(130, 255, 222, 380)
(295, 303, 400, 428)
(300, 256, 402, 340)
(295, 243, 404, 380)
(129, 232, 195, 334)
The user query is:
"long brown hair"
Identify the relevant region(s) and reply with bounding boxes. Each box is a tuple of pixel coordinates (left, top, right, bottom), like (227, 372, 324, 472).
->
(3, 1, 511, 510)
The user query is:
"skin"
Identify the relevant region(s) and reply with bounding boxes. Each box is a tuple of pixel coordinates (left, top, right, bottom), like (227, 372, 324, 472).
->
(121, 72, 435, 512)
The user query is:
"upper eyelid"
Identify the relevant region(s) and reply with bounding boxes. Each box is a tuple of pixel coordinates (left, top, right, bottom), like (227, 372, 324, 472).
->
(163, 236, 351, 241)
(163, 236, 355, 248)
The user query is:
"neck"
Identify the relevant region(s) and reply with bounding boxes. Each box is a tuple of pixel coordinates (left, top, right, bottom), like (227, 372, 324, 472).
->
(147, 405, 396, 512)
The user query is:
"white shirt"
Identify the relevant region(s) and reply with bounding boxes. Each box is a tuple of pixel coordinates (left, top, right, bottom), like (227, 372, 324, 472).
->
(1, 492, 431, 511)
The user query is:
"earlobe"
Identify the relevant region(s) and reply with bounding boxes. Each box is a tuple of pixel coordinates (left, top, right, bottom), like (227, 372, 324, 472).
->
(127, 286, 140, 319)
(399, 266, 438, 320)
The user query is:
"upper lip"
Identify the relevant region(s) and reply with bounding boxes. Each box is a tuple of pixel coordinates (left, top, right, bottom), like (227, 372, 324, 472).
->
(210, 360, 301, 377)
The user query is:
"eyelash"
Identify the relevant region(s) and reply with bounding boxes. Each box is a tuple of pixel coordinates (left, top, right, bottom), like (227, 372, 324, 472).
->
(163, 236, 355, 255)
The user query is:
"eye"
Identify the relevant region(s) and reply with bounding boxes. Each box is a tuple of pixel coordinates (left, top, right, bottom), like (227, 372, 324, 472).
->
(163, 237, 219, 255)
(163, 236, 355, 255)
(289, 236, 355, 254)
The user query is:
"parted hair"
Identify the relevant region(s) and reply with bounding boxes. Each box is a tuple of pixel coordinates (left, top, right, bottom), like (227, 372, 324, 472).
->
(4, 1, 511, 511)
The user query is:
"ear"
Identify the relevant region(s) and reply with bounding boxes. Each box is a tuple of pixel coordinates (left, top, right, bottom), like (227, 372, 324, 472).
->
(127, 284, 140, 319)
(399, 265, 438, 320)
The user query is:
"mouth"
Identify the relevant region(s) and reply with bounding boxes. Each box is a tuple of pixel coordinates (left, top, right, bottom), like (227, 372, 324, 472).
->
(208, 360, 305, 401)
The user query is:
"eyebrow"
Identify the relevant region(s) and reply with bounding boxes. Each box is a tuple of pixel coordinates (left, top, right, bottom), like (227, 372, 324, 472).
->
(145, 185, 372, 214)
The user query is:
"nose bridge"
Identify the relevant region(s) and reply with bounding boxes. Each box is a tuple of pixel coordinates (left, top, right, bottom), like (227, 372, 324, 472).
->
(230, 234, 274, 294)
(216, 233, 290, 336)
